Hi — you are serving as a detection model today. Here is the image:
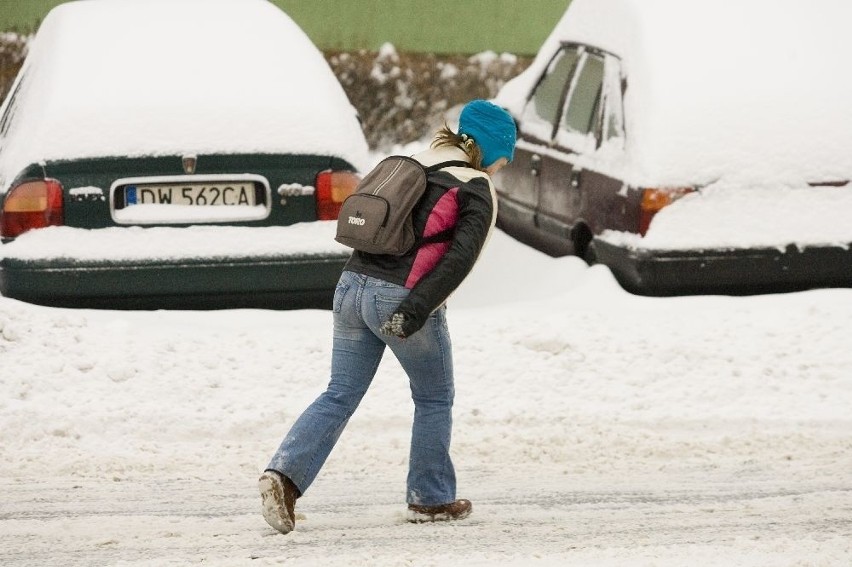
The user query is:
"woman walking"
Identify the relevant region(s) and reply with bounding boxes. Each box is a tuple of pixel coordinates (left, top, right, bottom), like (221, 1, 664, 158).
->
(259, 99, 516, 533)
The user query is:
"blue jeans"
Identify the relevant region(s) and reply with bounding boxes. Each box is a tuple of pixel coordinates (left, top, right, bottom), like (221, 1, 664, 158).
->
(266, 271, 456, 506)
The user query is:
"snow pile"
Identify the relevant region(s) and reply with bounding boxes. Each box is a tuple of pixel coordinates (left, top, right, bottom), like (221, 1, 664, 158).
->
(1, 231, 850, 476)
(0, 0, 369, 191)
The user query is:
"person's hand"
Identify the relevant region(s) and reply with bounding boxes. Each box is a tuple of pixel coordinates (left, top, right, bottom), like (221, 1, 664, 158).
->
(380, 312, 410, 338)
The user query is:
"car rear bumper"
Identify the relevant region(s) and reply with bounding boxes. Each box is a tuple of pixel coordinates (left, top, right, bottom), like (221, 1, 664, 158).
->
(593, 239, 852, 296)
(0, 252, 350, 310)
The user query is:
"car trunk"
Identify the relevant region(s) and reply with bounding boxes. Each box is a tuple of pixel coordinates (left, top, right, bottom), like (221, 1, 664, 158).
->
(0, 153, 359, 309)
(36, 153, 349, 230)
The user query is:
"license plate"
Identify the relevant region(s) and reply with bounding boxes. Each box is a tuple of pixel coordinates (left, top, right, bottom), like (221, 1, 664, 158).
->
(125, 182, 256, 207)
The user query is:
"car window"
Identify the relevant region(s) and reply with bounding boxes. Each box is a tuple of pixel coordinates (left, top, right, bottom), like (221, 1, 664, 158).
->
(520, 46, 580, 141)
(561, 52, 605, 137)
(0, 70, 26, 151)
(602, 54, 625, 144)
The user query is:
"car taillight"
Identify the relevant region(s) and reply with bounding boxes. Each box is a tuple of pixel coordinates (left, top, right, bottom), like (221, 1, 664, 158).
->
(639, 187, 694, 235)
(1, 179, 64, 238)
(315, 170, 360, 220)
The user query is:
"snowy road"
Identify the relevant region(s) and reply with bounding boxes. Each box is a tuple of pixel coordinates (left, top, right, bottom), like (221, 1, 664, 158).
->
(2, 460, 850, 565)
(1, 231, 851, 565)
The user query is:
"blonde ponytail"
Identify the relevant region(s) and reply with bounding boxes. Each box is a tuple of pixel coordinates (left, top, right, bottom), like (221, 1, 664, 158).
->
(430, 123, 484, 171)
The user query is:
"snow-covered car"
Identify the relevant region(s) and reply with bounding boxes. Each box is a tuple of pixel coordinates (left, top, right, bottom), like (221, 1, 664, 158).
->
(493, 0, 852, 295)
(0, 0, 368, 309)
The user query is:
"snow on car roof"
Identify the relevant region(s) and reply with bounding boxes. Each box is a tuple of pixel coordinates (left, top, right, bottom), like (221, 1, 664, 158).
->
(0, 0, 368, 190)
(495, 0, 852, 187)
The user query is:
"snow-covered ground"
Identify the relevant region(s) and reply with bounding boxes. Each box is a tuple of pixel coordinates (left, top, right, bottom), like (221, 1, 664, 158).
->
(1, 229, 850, 566)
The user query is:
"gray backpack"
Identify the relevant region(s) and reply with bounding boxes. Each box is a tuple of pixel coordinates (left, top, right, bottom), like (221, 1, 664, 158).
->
(335, 155, 467, 255)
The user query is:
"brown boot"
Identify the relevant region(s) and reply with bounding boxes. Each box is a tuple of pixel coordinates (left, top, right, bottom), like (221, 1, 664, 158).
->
(258, 470, 300, 534)
(407, 499, 473, 523)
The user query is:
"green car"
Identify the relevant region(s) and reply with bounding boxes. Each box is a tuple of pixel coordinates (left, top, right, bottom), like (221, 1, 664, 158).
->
(0, 0, 367, 309)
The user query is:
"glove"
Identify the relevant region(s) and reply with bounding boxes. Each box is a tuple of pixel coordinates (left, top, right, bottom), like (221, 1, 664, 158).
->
(379, 311, 430, 339)
(379, 312, 408, 338)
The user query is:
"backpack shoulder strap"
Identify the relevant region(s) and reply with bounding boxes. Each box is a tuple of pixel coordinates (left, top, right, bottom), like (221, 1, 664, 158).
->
(412, 160, 471, 248)
(423, 160, 470, 173)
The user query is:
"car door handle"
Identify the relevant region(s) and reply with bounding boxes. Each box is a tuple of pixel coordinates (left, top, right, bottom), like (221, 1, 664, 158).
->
(569, 169, 581, 189)
(530, 154, 541, 177)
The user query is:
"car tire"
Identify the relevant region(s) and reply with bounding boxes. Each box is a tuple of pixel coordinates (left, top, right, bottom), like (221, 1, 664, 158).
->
(582, 241, 598, 265)
(572, 224, 596, 265)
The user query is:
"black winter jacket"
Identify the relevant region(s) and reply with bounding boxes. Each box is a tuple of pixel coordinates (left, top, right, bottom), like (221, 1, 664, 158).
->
(343, 145, 497, 334)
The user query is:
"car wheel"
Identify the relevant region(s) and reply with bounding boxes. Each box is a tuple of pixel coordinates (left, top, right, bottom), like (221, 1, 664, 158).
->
(572, 224, 596, 265)
(583, 241, 598, 265)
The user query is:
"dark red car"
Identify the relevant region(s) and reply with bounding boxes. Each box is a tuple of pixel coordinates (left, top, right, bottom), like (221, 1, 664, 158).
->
(493, 0, 852, 295)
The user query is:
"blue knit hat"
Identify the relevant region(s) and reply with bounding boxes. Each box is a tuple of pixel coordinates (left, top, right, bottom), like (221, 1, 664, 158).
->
(458, 99, 517, 168)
